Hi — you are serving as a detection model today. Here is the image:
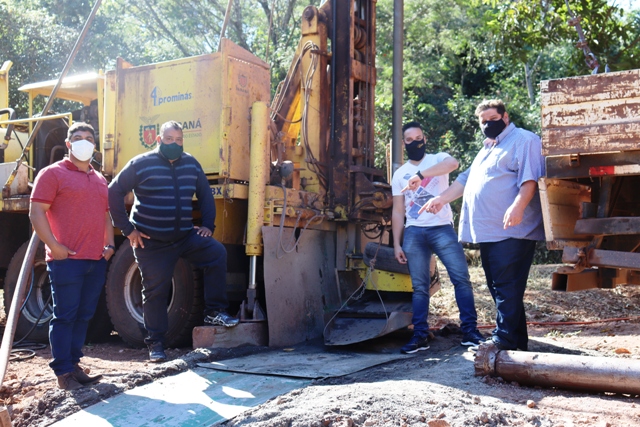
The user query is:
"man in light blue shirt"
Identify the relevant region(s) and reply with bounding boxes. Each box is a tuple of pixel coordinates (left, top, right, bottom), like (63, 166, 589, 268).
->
(422, 99, 545, 351)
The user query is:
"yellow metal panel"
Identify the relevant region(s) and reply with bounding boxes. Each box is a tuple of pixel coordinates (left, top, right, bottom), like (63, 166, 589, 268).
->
(213, 198, 247, 245)
(18, 73, 101, 106)
(221, 51, 271, 181)
(359, 268, 413, 292)
(210, 182, 248, 200)
(96, 70, 105, 149)
(101, 70, 117, 176)
(113, 54, 223, 175)
(110, 40, 270, 179)
(0, 61, 11, 110)
(0, 127, 29, 166)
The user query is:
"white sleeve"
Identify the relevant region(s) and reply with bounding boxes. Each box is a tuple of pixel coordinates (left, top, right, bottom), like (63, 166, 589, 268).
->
(391, 169, 405, 196)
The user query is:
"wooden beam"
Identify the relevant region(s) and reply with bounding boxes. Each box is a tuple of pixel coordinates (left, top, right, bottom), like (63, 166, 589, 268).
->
(563, 246, 640, 270)
(546, 151, 640, 179)
(574, 217, 640, 235)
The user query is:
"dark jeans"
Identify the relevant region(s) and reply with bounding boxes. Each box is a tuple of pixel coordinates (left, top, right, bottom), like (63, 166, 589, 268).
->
(402, 225, 478, 338)
(480, 238, 536, 350)
(133, 228, 228, 345)
(47, 258, 107, 376)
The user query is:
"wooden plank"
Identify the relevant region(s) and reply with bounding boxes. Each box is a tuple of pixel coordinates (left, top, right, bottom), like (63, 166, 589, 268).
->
(544, 205, 586, 239)
(539, 178, 592, 245)
(541, 98, 640, 129)
(574, 217, 640, 235)
(563, 246, 640, 270)
(540, 69, 640, 106)
(542, 122, 640, 155)
(540, 69, 640, 155)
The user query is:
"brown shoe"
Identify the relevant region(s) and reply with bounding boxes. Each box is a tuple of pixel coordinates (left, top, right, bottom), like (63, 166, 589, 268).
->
(57, 372, 84, 391)
(74, 364, 102, 384)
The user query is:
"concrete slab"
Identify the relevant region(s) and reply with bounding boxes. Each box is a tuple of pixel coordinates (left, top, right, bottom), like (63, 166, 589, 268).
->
(51, 368, 308, 427)
(199, 345, 410, 379)
(192, 323, 268, 349)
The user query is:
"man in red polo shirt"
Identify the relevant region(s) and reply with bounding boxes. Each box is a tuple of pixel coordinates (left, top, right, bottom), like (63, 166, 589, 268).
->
(29, 122, 115, 391)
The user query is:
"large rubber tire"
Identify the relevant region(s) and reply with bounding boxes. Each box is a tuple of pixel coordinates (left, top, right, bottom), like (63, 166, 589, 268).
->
(105, 243, 203, 348)
(85, 287, 114, 343)
(3, 241, 113, 344)
(3, 241, 52, 343)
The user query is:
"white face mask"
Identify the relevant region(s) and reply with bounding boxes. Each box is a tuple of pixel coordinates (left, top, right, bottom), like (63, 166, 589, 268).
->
(70, 139, 95, 162)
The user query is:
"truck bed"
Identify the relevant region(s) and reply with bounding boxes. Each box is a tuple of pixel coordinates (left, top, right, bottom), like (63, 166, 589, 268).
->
(540, 69, 640, 156)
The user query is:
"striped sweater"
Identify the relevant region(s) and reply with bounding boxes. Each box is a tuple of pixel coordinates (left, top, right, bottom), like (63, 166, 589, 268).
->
(108, 149, 214, 242)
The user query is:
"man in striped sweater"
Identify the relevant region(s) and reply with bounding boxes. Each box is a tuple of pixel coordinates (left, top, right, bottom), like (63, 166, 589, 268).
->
(108, 120, 238, 362)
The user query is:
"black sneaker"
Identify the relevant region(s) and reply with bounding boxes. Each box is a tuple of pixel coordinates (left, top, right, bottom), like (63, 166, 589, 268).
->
(470, 336, 513, 352)
(490, 336, 515, 350)
(204, 311, 239, 328)
(148, 342, 167, 363)
(461, 330, 486, 347)
(400, 335, 430, 354)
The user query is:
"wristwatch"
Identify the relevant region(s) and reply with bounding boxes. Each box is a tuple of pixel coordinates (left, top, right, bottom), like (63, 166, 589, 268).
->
(104, 245, 116, 251)
(416, 170, 424, 180)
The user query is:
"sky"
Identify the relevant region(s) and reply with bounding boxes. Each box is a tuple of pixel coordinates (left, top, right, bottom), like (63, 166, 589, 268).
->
(611, 0, 640, 11)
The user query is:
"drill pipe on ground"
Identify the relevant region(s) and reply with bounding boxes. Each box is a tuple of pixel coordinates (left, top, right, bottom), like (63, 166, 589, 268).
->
(474, 341, 640, 395)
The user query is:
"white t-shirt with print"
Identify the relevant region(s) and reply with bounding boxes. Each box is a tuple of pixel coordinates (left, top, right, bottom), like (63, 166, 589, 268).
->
(391, 152, 454, 228)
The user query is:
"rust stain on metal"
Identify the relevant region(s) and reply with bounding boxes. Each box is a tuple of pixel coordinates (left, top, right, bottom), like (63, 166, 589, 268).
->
(474, 341, 640, 395)
(541, 69, 640, 106)
(542, 123, 640, 155)
(541, 69, 640, 155)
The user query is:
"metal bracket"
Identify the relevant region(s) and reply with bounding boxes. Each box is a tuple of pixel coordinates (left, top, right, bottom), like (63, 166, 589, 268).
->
(569, 153, 580, 167)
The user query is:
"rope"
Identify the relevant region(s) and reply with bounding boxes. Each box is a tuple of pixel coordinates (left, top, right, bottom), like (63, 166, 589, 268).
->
(322, 232, 390, 338)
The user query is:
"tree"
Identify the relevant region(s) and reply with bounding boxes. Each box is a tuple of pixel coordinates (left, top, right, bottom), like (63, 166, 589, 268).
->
(478, 0, 640, 105)
(375, 0, 493, 177)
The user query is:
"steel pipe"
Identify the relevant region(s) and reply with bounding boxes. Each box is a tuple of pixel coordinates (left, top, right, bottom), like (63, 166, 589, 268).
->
(218, 0, 234, 51)
(475, 342, 640, 395)
(391, 0, 404, 175)
(0, 233, 40, 388)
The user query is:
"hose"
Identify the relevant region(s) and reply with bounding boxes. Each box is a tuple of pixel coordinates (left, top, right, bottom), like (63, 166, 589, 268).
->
(7, 248, 52, 363)
(0, 234, 40, 387)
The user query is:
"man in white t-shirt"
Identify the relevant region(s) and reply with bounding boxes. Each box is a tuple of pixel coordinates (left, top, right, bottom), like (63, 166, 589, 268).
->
(391, 121, 483, 353)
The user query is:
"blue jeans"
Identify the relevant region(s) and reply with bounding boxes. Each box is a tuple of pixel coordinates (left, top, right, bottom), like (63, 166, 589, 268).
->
(479, 238, 536, 350)
(47, 258, 107, 376)
(402, 225, 478, 338)
(133, 228, 228, 345)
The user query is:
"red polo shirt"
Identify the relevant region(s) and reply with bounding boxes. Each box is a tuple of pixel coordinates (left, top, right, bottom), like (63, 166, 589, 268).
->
(31, 159, 109, 261)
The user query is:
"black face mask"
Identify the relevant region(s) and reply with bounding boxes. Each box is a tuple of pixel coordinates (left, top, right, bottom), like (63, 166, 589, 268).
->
(481, 118, 507, 139)
(405, 139, 426, 161)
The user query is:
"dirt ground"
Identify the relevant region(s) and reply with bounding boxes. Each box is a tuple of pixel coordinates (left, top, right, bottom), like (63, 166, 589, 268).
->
(2, 264, 640, 427)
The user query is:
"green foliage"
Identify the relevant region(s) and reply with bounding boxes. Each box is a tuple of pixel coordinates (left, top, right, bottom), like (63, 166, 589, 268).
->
(533, 241, 563, 265)
(0, 1, 76, 115)
(374, 0, 640, 176)
(0, 0, 317, 115)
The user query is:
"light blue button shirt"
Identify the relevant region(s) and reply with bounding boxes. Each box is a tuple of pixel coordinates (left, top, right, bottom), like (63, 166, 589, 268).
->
(456, 123, 545, 243)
